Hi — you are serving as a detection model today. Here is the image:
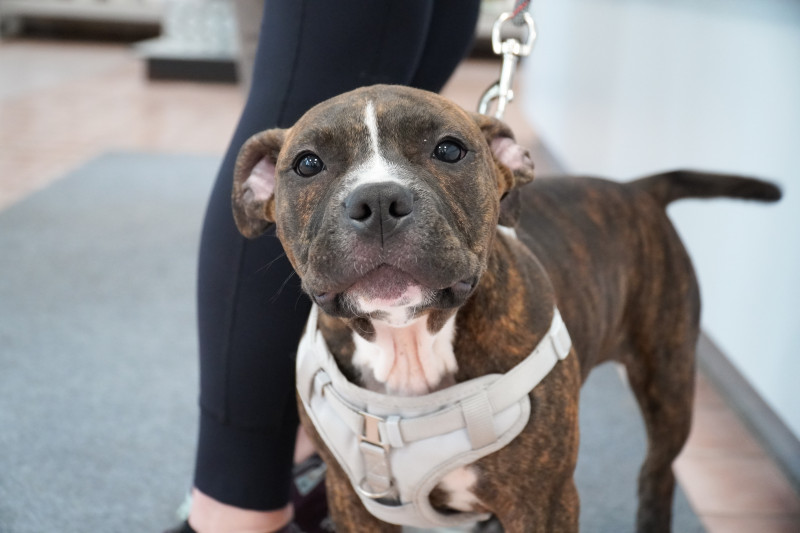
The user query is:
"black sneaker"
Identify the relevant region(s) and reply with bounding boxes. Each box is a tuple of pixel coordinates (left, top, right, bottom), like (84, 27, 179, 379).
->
(291, 454, 333, 533)
(161, 521, 195, 533)
(163, 454, 330, 533)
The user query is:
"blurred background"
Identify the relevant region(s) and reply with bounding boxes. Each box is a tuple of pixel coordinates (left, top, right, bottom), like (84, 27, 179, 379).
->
(0, 1, 797, 532)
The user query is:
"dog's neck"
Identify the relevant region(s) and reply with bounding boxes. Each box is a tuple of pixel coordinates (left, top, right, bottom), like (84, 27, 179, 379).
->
(350, 313, 458, 395)
(317, 230, 557, 395)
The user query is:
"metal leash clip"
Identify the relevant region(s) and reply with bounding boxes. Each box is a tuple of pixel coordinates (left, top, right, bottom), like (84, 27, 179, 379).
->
(478, 11, 536, 120)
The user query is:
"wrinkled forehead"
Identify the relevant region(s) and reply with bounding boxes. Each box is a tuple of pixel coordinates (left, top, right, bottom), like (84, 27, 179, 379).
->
(285, 86, 481, 149)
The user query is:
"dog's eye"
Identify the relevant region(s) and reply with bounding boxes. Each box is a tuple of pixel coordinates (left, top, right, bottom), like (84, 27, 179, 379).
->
(433, 140, 467, 163)
(294, 153, 325, 177)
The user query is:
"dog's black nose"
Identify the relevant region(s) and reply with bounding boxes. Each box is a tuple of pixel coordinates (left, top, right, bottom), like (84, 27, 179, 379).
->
(344, 182, 414, 237)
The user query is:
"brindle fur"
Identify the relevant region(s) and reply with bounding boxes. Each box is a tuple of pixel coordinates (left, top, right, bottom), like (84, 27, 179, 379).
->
(231, 85, 781, 533)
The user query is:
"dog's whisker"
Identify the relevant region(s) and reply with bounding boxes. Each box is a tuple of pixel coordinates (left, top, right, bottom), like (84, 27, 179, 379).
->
(255, 252, 288, 274)
(270, 270, 298, 302)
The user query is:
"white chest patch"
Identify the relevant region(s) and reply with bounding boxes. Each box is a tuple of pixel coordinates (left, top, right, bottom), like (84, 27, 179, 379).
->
(351, 314, 458, 396)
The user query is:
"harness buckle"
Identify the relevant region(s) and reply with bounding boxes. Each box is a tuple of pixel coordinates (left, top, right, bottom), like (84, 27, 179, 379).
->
(356, 478, 397, 501)
(359, 411, 385, 447)
(356, 411, 400, 503)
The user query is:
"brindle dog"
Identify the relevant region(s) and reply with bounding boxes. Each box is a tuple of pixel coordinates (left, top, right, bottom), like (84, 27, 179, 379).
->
(230, 85, 780, 533)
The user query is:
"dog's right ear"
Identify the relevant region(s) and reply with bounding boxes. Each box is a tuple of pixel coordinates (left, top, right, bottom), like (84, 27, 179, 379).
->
(231, 128, 287, 238)
(469, 113, 535, 228)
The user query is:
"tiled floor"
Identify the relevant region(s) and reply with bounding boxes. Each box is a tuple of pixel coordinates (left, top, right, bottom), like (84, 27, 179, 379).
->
(0, 39, 242, 210)
(1, 38, 797, 532)
(675, 374, 800, 531)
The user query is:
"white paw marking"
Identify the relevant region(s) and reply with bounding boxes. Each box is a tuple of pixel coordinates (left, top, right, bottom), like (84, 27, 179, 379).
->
(437, 466, 482, 512)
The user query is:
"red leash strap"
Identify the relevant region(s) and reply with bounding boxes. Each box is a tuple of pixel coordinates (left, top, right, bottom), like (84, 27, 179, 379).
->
(511, 0, 531, 25)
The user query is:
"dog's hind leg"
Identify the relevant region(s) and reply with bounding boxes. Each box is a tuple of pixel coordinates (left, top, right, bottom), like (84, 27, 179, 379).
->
(614, 210, 701, 533)
(624, 329, 696, 533)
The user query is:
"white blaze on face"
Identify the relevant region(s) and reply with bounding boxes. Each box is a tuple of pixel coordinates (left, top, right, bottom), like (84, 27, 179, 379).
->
(339, 101, 411, 199)
(364, 99, 381, 156)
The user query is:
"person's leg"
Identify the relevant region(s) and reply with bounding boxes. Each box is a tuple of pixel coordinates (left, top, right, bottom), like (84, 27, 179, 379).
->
(409, 0, 482, 92)
(191, 1, 480, 531)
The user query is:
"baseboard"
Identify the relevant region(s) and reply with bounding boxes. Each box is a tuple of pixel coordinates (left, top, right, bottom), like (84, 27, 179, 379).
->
(146, 57, 238, 84)
(696, 332, 800, 492)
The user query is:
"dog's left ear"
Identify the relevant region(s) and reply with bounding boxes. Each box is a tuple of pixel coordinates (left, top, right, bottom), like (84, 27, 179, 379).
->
(470, 113, 535, 226)
(470, 113, 535, 191)
(231, 128, 286, 238)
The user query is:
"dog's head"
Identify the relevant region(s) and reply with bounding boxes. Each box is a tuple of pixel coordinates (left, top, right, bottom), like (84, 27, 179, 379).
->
(232, 85, 533, 329)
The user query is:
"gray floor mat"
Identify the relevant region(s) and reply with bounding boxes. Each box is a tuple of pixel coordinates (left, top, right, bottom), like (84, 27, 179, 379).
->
(0, 152, 703, 532)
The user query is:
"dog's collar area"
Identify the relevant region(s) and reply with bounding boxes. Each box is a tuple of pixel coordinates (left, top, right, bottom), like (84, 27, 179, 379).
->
(297, 305, 572, 529)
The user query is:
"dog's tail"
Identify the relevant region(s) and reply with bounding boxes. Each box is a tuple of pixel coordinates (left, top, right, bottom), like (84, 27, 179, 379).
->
(631, 170, 782, 208)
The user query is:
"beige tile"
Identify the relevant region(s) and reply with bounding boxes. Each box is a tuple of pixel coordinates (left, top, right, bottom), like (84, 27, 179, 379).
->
(701, 514, 800, 533)
(683, 400, 765, 457)
(0, 39, 131, 99)
(0, 44, 242, 209)
(693, 372, 730, 412)
(677, 371, 800, 527)
(675, 454, 800, 516)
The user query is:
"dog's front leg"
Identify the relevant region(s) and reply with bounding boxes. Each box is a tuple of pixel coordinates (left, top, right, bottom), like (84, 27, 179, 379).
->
(486, 475, 578, 533)
(323, 457, 401, 533)
(476, 355, 582, 533)
(474, 439, 580, 533)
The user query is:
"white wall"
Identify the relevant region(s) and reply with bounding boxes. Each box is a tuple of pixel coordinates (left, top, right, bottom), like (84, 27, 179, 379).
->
(522, 0, 800, 437)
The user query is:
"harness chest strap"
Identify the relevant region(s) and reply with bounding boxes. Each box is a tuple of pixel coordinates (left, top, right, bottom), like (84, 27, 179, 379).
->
(296, 306, 572, 528)
(313, 310, 571, 450)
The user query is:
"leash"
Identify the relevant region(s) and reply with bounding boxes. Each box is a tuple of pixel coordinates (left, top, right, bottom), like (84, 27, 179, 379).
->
(478, 0, 536, 120)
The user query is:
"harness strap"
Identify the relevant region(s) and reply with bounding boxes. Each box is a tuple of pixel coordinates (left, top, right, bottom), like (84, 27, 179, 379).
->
(297, 305, 573, 528)
(511, 0, 532, 25)
(461, 390, 497, 449)
(359, 440, 395, 499)
(486, 310, 571, 415)
(312, 309, 571, 450)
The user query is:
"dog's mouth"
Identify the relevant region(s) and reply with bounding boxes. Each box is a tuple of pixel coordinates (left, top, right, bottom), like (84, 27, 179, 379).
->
(349, 264, 420, 303)
(311, 264, 477, 319)
(312, 264, 424, 313)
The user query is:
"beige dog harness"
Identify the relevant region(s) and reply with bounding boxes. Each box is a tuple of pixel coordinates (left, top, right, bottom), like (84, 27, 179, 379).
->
(296, 305, 572, 529)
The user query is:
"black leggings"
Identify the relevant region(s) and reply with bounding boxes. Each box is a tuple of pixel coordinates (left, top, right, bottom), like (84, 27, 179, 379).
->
(195, 0, 481, 510)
